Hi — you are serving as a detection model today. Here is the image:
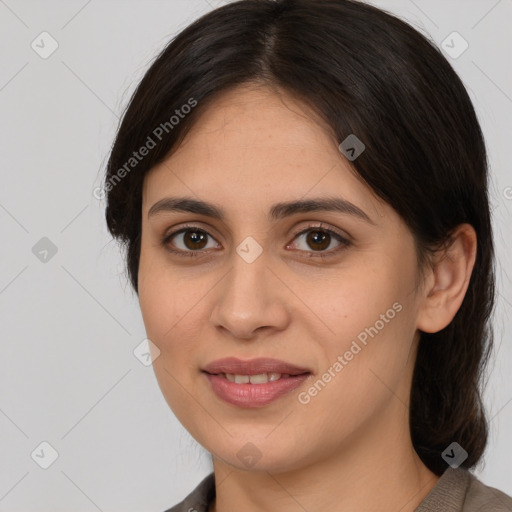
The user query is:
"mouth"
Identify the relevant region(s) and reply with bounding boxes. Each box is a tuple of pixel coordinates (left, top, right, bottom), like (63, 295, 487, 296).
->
(202, 356, 311, 377)
(201, 357, 312, 408)
(205, 371, 309, 384)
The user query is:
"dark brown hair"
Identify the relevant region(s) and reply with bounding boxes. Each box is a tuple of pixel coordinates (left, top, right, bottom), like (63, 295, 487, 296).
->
(104, 0, 496, 476)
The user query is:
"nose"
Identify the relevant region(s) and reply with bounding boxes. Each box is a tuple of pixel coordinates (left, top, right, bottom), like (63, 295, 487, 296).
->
(209, 249, 290, 340)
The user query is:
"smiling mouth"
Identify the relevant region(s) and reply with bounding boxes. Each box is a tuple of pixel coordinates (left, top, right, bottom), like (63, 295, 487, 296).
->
(202, 356, 312, 377)
(202, 370, 312, 408)
(207, 372, 310, 384)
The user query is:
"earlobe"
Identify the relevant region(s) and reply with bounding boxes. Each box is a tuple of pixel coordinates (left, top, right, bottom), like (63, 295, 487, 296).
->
(416, 223, 477, 334)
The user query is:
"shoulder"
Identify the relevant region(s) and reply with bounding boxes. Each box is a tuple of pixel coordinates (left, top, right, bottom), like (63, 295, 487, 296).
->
(463, 470, 512, 511)
(161, 473, 215, 512)
(163, 469, 512, 512)
(415, 467, 512, 512)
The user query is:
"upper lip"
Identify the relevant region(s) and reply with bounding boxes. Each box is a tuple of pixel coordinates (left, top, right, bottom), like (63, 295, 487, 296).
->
(202, 357, 311, 376)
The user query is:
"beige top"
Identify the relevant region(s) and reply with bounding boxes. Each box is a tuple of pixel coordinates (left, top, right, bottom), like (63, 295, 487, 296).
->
(163, 467, 512, 511)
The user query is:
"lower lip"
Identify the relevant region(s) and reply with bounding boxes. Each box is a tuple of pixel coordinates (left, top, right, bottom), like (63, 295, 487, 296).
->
(203, 372, 311, 408)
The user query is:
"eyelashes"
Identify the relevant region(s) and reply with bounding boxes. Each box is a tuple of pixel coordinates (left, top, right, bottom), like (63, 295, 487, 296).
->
(160, 223, 351, 260)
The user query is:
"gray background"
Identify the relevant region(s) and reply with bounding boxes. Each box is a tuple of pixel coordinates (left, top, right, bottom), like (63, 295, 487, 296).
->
(0, 0, 511, 510)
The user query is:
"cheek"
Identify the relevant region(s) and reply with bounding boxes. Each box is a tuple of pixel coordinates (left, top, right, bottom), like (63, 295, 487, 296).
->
(299, 312, 413, 434)
(138, 282, 175, 343)
(308, 264, 399, 335)
(138, 259, 203, 374)
(139, 275, 201, 420)
(138, 248, 187, 341)
(306, 268, 414, 394)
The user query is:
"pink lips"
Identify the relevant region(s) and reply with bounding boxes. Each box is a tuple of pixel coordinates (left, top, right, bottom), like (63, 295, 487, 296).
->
(202, 357, 312, 408)
(202, 357, 311, 376)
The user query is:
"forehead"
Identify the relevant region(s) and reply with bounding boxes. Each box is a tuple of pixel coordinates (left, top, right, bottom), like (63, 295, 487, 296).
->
(142, 84, 384, 220)
(176, 83, 336, 155)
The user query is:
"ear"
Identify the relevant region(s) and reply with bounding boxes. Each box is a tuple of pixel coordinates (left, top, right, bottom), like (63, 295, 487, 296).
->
(416, 223, 477, 334)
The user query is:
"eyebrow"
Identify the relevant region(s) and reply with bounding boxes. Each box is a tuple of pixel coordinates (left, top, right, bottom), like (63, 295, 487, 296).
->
(148, 196, 375, 225)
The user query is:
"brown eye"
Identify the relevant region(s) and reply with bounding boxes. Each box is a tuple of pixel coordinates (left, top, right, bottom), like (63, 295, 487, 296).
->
(182, 230, 208, 250)
(162, 228, 219, 255)
(305, 230, 331, 251)
(288, 225, 351, 258)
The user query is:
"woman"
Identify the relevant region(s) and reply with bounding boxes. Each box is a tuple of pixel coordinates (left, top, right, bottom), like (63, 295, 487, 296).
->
(103, 0, 512, 510)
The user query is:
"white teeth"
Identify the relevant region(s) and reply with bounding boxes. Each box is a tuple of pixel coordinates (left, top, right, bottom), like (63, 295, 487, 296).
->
(224, 373, 282, 384)
(249, 373, 269, 384)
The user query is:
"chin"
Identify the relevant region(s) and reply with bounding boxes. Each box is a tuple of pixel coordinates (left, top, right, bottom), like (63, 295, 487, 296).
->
(208, 437, 312, 475)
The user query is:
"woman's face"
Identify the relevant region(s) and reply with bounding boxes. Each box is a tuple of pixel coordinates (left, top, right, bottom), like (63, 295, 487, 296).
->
(139, 84, 426, 472)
